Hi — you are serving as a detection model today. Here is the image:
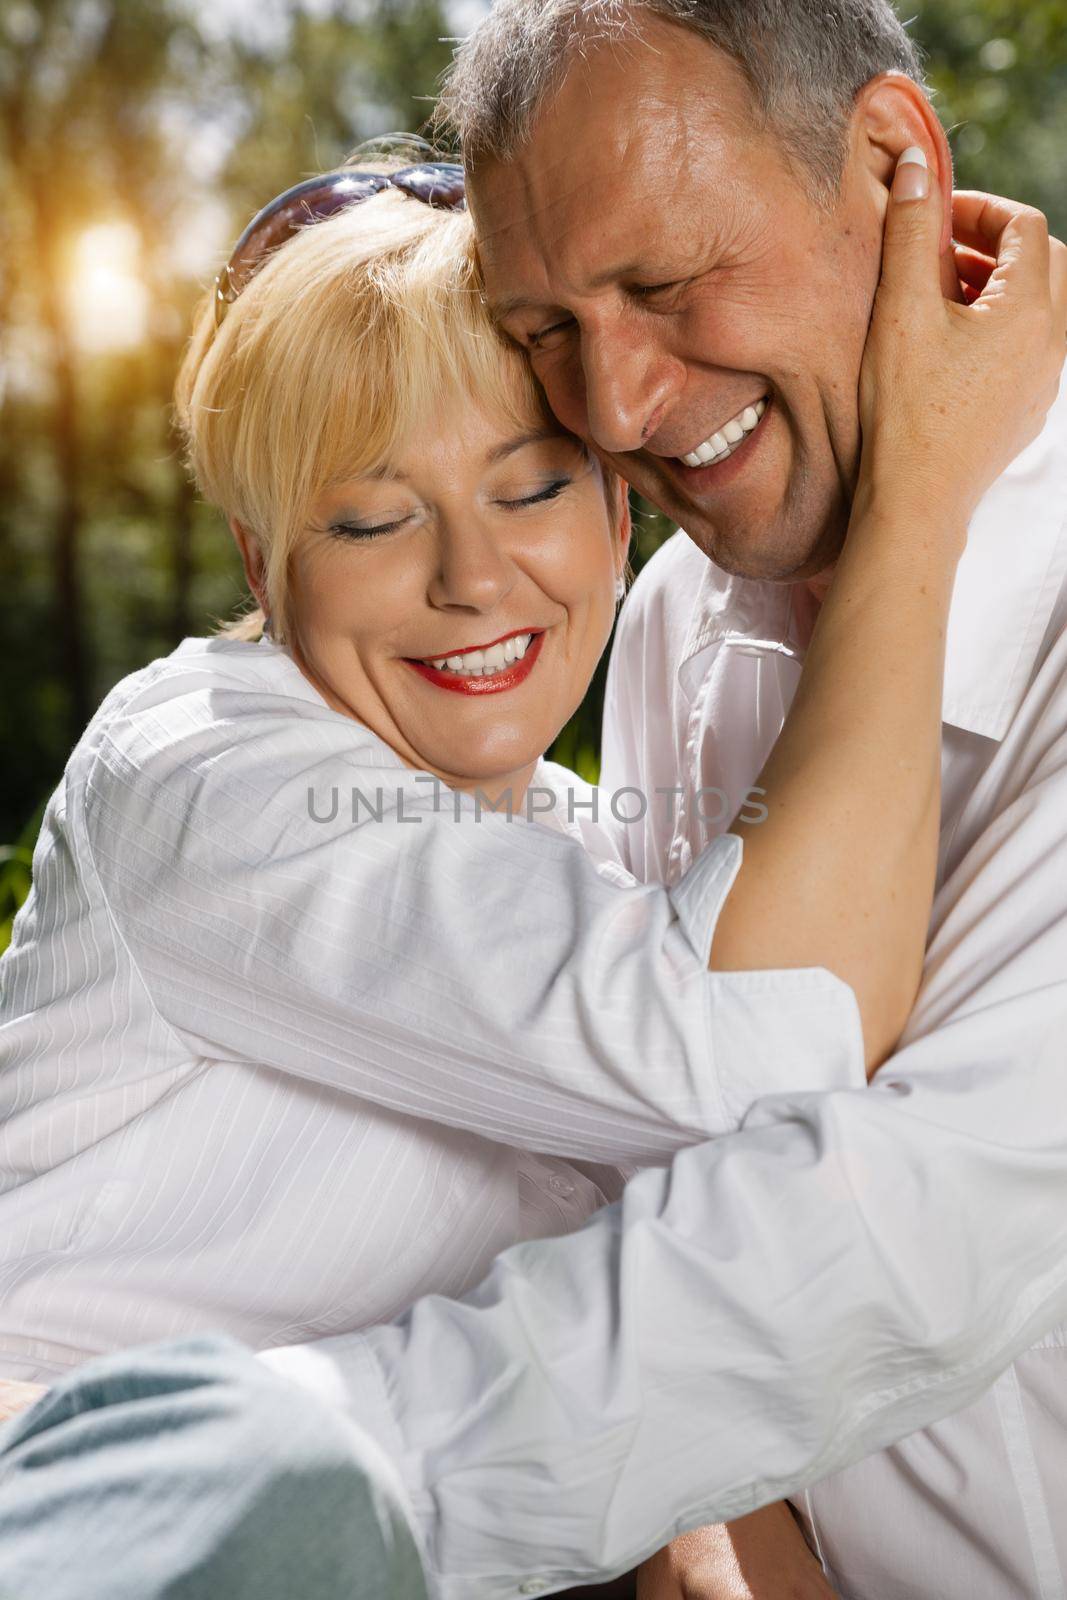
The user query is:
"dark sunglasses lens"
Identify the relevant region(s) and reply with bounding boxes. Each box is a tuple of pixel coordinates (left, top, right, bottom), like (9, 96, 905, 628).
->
(224, 172, 392, 301)
(391, 163, 466, 210)
(215, 161, 466, 326)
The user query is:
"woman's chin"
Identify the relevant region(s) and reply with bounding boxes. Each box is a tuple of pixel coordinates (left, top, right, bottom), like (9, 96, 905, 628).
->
(422, 746, 544, 801)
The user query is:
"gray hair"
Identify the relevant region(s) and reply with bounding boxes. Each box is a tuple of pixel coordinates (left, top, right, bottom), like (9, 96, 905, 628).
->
(436, 0, 929, 200)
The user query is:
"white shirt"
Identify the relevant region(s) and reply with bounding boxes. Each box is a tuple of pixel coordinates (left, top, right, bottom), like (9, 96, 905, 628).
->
(0, 635, 862, 1381)
(258, 379, 1067, 1600)
(599, 372, 1067, 1598)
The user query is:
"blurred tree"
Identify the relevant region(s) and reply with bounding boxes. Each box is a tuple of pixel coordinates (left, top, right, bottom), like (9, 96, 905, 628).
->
(0, 0, 212, 797)
(911, 0, 1067, 230)
(213, 0, 453, 231)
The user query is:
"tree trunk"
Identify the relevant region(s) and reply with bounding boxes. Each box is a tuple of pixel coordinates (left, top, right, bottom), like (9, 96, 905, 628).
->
(31, 189, 91, 746)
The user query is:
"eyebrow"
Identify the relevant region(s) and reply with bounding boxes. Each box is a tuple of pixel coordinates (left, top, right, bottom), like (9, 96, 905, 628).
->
(485, 427, 573, 463)
(342, 428, 574, 487)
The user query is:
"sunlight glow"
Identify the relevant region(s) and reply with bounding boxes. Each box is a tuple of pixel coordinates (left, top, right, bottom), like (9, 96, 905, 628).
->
(66, 222, 150, 352)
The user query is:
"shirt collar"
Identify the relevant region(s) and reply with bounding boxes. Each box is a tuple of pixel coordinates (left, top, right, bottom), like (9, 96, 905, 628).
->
(678, 374, 1067, 741)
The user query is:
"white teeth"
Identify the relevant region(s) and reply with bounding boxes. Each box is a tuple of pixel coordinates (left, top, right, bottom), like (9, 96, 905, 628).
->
(680, 396, 769, 468)
(424, 634, 534, 675)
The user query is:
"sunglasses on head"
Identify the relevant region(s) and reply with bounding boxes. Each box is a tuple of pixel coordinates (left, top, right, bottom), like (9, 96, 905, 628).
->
(213, 161, 467, 328)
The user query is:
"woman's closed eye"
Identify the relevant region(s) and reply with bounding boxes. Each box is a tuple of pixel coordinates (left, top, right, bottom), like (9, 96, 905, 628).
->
(329, 513, 415, 541)
(497, 478, 571, 510)
(326, 480, 571, 542)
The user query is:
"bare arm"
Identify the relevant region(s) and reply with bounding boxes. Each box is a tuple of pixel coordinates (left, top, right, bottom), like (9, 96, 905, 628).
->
(636, 1506, 835, 1600)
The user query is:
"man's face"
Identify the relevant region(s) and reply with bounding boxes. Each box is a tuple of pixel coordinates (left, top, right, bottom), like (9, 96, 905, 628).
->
(469, 16, 886, 582)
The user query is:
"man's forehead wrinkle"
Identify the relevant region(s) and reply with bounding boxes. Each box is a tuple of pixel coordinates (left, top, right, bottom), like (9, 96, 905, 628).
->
(471, 147, 608, 257)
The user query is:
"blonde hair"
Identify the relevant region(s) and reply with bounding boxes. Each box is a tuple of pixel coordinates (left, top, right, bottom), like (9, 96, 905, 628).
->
(176, 173, 584, 645)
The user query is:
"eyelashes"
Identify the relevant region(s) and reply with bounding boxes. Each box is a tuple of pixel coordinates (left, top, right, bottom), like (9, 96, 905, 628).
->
(506, 478, 570, 508)
(327, 478, 572, 542)
(329, 517, 409, 541)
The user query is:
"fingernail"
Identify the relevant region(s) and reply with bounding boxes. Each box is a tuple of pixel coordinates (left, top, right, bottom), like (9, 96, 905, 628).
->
(893, 145, 929, 201)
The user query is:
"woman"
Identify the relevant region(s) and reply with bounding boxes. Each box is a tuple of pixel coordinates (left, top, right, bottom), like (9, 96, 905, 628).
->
(0, 150, 1057, 1400)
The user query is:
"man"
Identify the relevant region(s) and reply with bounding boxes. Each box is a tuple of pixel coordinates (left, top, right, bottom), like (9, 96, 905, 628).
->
(438, 0, 1067, 1593)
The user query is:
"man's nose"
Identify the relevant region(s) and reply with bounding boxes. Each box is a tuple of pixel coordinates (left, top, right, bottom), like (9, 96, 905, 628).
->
(581, 329, 681, 456)
(426, 516, 515, 613)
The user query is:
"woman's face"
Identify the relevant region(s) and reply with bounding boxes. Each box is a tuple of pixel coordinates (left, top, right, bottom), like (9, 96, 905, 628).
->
(282, 402, 628, 801)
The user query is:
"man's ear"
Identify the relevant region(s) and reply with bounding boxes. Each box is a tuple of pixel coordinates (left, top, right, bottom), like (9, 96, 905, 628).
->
(228, 515, 268, 610)
(851, 71, 955, 264)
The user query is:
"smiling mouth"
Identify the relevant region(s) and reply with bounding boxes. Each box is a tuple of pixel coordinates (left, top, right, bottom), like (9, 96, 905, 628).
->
(409, 627, 541, 678)
(677, 395, 769, 468)
(402, 627, 547, 696)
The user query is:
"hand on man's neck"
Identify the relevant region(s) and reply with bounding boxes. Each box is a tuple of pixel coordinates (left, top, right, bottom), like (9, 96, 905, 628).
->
(803, 249, 970, 613)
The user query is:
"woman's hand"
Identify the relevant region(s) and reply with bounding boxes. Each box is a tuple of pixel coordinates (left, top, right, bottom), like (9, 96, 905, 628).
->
(635, 1507, 837, 1600)
(857, 160, 1067, 537)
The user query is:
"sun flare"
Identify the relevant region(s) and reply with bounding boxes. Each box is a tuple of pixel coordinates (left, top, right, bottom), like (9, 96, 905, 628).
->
(66, 222, 150, 352)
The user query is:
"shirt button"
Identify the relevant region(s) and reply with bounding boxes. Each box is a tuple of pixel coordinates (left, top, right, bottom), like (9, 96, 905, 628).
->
(547, 1174, 575, 1198)
(519, 1582, 549, 1596)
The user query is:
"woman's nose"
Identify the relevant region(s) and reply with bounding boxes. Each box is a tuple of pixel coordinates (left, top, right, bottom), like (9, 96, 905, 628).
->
(426, 517, 516, 613)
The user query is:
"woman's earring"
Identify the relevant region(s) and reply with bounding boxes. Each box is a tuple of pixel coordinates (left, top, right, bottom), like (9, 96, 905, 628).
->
(262, 613, 273, 638)
(614, 574, 626, 604)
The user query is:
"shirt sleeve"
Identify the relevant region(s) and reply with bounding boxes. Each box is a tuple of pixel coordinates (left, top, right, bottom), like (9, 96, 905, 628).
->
(82, 681, 864, 1165)
(258, 722, 1067, 1600)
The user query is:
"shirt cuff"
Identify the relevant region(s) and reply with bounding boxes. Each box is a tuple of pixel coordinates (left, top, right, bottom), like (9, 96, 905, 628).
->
(669, 831, 868, 1125)
(668, 830, 745, 953)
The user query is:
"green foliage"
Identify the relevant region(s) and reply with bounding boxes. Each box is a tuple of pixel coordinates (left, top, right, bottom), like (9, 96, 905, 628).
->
(0, 799, 46, 955)
(910, 0, 1067, 231)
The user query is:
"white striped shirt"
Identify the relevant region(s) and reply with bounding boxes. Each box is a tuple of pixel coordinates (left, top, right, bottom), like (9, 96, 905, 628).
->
(0, 635, 862, 1379)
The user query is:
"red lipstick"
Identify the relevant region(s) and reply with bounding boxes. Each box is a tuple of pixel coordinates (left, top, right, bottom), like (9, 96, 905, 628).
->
(405, 630, 545, 696)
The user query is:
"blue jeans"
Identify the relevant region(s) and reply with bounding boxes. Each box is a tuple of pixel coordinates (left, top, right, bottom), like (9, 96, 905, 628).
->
(0, 1333, 428, 1600)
